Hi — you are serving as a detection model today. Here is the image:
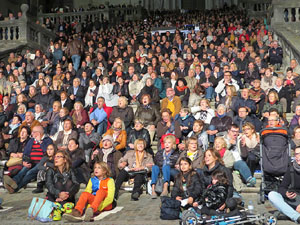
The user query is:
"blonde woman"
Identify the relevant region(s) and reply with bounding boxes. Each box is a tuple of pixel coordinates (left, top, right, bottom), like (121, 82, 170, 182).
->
(70, 101, 89, 129)
(115, 139, 153, 201)
(213, 137, 234, 169)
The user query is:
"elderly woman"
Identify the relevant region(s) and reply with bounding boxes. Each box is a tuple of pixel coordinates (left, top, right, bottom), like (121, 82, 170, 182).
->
(84, 79, 99, 109)
(46, 150, 80, 204)
(100, 117, 127, 152)
(112, 76, 129, 99)
(55, 119, 78, 151)
(34, 104, 46, 122)
(176, 136, 204, 171)
(262, 91, 283, 118)
(268, 147, 300, 223)
(129, 74, 143, 105)
(157, 108, 182, 145)
(186, 120, 209, 151)
(240, 122, 260, 175)
(109, 97, 134, 132)
(207, 104, 232, 143)
(151, 135, 180, 198)
(97, 76, 119, 107)
(67, 138, 91, 184)
(191, 99, 215, 125)
(50, 107, 71, 138)
(127, 118, 152, 154)
(291, 126, 300, 151)
(70, 101, 89, 129)
(115, 139, 153, 201)
(213, 137, 235, 169)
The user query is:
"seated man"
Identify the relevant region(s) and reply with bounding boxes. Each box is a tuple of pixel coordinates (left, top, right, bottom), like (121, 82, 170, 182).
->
(268, 146, 300, 223)
(161, 87, 181, 118)
(3, 125, 53, 193)
(233, 106, 261, 133)
(233, 88, 257, 116)
(90, 97, 108, 136)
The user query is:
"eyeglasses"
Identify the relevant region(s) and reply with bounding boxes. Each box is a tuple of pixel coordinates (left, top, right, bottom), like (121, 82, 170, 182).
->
(230, 130, 239, 133)
(55, 155, 64, 159)
(268, 119, 278, 122)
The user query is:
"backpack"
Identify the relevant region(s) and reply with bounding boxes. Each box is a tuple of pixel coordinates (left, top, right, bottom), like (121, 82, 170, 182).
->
(28, 197, 56, 222)
(160, 196, 181, 220)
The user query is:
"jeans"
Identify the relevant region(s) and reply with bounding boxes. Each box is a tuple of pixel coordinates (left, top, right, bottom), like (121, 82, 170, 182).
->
(268, 191, 300, 222)
(71, 54, 81, 71)
(234, 160, 252, 181)
(96, 120, 107, 137)
(151, 165, 179, 185)
(208, 125, 216, 143)
(205, 86, 215, 100)
(13, 164, 39, 191)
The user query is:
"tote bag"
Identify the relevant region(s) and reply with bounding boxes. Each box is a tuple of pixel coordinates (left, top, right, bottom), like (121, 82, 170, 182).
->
(28, 197, 56, 222)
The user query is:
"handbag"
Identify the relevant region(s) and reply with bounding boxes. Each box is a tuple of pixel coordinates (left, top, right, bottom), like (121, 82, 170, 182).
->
(6, 157, 22, 167)
(160, 196, 181, 220)
(28, 197, 56, 222)
(155, 177, 163, 194)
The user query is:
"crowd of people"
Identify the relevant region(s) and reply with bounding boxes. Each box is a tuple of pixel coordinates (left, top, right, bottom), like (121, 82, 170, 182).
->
(1, 3, 300, 223)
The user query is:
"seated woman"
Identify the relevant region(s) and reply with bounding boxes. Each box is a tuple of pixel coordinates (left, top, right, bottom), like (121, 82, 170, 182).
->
(115, 139, 153, 201)
(70, 101, 89, 130)
(213, 137, 235, 169)
(175, 78, 190, 107)
(262, 91, 283, 118)
(46, 150, 80, 204)
(268, 147, 300, 223)
(128, 74, 143, 105)
(176, 137, 204, 172)
(67, 138, 91, 184)
(191, 99, 215, 126)
(6, 126, 30, 177)
(240, 122, 260, 175)
(217, 85, 238, 119)
(96, 76, 119, 107)
(171, 157, 202, 208)
(127, 118, 152, 155)
(100, 117, 127, 152)
(175, 108, 195, 137)
(291, 126, 300, 151)
(54, 119, 78, 151)
(201, 148, 234, 200)
(64, 162, 115, 222)
(207, 104, 232, 144)
(186, 120, 208, 151)
(138, 78, 160, 106)
(151, 135, 180, 198)
(50, 107, 71, 138)
(135, 94, 160, 142)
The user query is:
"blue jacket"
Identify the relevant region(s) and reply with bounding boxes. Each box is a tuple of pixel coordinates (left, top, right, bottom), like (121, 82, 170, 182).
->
(23, 137, 53, 158)
(175, 114, 195, 135)
(89, 107, 107, 123)
(233, 97, 257, 115)
(153, 78, 166, 99)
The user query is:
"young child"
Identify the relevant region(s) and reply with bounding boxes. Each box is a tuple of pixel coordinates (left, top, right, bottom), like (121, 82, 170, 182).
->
(32, 144, 56, 193)
(171, 157, 202, 207)
(175, 108, 195, 137)
(201, 170, 229, 213)
(64, 162, 115, 222)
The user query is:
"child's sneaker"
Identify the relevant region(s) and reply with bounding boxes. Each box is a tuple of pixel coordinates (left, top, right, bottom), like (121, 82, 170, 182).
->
(246, 177, 256, 187)
(52, 209, 62, 221)
(84, 207, 94, 222)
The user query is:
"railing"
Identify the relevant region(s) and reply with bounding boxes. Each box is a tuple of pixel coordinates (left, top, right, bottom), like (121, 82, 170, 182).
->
(37, 6, 142, 26)
(271, 0, 300, 25)
(0, 4, 56, 51)
(239, 0, 271, 19)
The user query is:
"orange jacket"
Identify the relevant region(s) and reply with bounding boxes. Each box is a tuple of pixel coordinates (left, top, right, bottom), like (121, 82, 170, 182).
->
(99, 129, 127, 150)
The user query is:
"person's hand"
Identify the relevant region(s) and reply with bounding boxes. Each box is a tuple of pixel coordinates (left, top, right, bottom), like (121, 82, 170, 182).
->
(193, 202, 199, 207)
(241, 136, 246, 147)
(4, 122, 8, 127)
(119, 161, 127, 169)
(229, 138, 236, 145)
(23, 161, 32, 168)
(10, 153, 17, 158)
(175, 164, 179, 169)
(59, 192, 69, 200)
(296, 204, 300, 213)
(91, 119, 98, 126)
(180, 126, 184, 131)
(188, 197, 194, 205)
(91, 149, 99, 160)
(219, 203, 226, 211)
(286, 191, 297, 199)
(41, 121, 49, 127)
(296, 91, 300, 97)
(149, 125, 156, 131)
(146, 163, 153, 168)
(176, 196, 182, 201)
(128, 143, 134, 149)
(89, 92, 95, 96)
(263, 112, 269, 118)
(70, 94, 75, 100)
(77, 124, 81, 128)
(216, 95, 220, 102)
(56, 198, 63, 202)
(166, 121, 171, 127)
(118, 92, 121, 96)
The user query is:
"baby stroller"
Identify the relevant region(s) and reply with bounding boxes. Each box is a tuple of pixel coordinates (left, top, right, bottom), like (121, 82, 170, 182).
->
(180, 207, 277, 225)
(258, 127, 291, 204)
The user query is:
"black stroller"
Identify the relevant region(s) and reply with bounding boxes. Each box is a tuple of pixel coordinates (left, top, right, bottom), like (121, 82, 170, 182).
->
(258, 127, 291, 204)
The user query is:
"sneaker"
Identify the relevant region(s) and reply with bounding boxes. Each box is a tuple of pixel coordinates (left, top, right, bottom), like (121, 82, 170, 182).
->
(131, 192, 140, 201)
(246, 177, 256, 187)
(161, 189, 169, 197)
(4, 183, 14, 194)
(3, 175, 17, 189)
(84, 207, 94, 222)
(151, 192, 157, 199)
(63, 209, 82, 222)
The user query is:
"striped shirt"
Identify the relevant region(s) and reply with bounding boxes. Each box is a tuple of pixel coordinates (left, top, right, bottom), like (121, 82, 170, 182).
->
(29, 141, 43, 165)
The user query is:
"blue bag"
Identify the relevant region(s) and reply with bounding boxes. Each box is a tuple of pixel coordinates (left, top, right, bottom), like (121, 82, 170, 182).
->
(28, 197, 56, 222)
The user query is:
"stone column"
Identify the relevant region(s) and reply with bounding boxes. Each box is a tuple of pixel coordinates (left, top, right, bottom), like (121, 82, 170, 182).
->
(295, 8, 299, 22)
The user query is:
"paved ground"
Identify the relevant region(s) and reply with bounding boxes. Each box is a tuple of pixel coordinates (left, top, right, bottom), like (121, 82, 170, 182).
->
(0, 187, 296, 225)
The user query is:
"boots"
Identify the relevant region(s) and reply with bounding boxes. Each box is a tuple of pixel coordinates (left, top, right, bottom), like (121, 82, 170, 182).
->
(32, 181, 44, 193)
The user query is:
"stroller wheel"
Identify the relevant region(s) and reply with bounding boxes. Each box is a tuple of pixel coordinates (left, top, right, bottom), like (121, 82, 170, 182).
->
(264, 213, 277, 225)
(181, 210, 198, 225)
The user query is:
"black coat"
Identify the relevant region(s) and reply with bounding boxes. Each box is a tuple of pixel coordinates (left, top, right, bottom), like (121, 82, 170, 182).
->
(127, 128, 151, 150)
(112, 83, 129, 98)
(67, 86, 86, 105)
(154, 149, 180, 169)
(171, 171, 203, 200)
(135, 105, 160, 126)
(210, 116, 232, 133)
(109, 106, 134, 129)
(35, 93, 54, 111)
